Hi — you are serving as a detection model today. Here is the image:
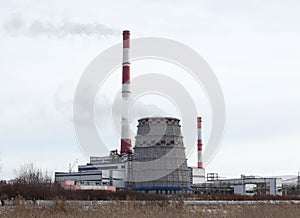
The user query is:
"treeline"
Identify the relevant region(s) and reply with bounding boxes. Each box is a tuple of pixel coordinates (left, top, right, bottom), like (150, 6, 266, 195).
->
(0, 183, 167, 201)
(1, 183, 299, 201)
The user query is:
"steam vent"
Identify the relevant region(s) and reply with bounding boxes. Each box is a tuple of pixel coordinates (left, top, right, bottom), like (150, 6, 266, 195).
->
(127, 117, 191, 193)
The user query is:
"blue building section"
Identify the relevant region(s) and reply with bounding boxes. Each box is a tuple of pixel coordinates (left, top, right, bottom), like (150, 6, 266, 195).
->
(189, 168, 193, 184)
(128, 186, 192, 191)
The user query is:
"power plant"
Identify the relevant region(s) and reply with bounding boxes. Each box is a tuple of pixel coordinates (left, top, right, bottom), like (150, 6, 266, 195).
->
(55, 30, 284, 196)
(55, 30, 204, 193)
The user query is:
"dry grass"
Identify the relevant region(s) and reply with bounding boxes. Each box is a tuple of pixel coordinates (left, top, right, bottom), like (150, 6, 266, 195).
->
(0, 201, 299, 218)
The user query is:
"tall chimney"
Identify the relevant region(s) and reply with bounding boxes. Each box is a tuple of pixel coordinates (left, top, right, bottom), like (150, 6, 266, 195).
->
(120, 30, 132, 155)
(122, 30, 131, 99)
(197, 117, 203, 168)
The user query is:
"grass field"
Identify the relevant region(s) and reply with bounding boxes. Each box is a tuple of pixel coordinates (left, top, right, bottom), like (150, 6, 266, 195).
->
(0, 200, 299, 218)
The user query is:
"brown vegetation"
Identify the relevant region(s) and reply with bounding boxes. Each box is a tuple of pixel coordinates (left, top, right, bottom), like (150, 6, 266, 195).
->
(0, 201, 299, 218)
(13, 163, 52, 184)
(1, 183, 299, 217)
(1, 183, 300, 202)
(0, 183, 167, 201)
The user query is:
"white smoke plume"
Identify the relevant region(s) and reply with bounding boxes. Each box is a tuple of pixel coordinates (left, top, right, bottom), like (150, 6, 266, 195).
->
(3, 13, 118, 38)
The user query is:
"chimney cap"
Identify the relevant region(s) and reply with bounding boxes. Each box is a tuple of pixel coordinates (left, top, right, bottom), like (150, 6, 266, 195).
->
(123, 30, 130, 35)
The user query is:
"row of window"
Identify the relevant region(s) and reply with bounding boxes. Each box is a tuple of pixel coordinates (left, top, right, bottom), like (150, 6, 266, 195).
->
(136, 138, 183, 146)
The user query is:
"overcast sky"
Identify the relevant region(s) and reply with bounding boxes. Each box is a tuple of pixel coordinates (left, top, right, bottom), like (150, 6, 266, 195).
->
(0, 0, 299, 179)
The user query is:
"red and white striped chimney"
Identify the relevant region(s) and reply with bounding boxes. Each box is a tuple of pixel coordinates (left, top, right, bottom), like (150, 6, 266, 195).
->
(122, 30, 131, 99)
(197, 117, 203, 168)
(120, 30, 132, 155)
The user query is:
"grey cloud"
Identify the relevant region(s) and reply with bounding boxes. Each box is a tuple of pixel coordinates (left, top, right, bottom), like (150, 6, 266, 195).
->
(3, 13, 118, 38)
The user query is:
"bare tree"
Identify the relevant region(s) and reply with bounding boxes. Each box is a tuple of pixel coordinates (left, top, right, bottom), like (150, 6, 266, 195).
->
(14, 163, 52, 184)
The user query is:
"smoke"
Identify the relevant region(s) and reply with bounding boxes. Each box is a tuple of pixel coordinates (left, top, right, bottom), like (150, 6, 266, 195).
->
(3, 13, 118, 38)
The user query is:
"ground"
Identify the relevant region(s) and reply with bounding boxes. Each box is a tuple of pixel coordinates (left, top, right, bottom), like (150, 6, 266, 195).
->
(0, 201, 299, 218)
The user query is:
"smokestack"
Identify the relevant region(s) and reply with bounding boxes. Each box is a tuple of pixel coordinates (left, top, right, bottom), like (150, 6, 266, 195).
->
(122, 30, 130, 99)
(197, 117, 203, 168)
(120, 30, 132, 155)
(121, 117, 131, 154)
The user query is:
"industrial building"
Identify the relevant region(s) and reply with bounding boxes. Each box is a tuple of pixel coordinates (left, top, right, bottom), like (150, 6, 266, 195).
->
(55, 151, 126, 190)
(193, 174, 282, 196)
(54, 30, 287, 196)
(55, 30, 205, 192)
(55, 117, 204, 193)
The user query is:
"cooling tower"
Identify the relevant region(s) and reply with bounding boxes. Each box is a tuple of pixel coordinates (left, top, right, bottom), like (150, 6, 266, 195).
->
(127, 117, 191, 192)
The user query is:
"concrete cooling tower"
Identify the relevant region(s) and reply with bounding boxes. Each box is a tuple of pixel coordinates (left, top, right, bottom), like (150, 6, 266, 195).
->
(127, 117, 191, 193)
